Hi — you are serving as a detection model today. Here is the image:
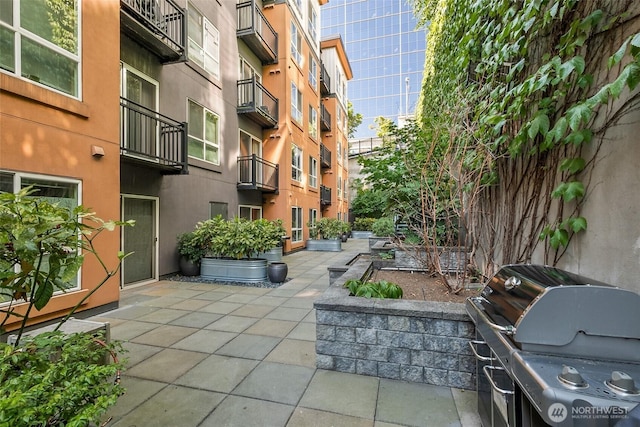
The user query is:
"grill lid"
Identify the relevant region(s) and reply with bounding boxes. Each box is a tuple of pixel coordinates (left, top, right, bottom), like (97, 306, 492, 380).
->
(477, 264, 640, 360)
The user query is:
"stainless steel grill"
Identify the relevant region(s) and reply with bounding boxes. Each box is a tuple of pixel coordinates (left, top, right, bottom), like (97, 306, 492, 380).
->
(466, 264, 640, 426)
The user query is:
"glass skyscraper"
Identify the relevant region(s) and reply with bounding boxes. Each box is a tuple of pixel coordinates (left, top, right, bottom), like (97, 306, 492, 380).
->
(321, 0, 427, 139)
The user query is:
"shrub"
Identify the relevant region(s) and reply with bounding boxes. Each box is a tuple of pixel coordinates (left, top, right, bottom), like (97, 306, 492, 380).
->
(372, 217, 395, 237)
(307, 218, 349, 239)
(353, 217, 376, 231)
(177, 231, 207, 263)
(344, 279, 403, 299)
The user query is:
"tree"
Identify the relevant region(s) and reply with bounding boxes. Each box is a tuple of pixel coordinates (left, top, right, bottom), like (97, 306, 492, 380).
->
(347, 101, 363, 139)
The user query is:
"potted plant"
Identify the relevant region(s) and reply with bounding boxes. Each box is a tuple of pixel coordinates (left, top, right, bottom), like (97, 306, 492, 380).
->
(253, 219, 286, 263)
(306, 218, 349, 251)
(0, 187, 130, 426)
(341, 221, 351, 242)
(193, 216, 283, 283)
(351, 217, 376, 239)
(176, 231, 206, 276)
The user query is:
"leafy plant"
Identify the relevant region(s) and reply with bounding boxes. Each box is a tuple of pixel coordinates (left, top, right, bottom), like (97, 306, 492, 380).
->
(307, 218, 349, 239)
(176, 231, 207, 264)
(353, 217, 376, 231)
(372, 217, 396, 237)
(0, 330, 125, 427)
(344, 278, 403, 299)
(378, 251, 395, 260)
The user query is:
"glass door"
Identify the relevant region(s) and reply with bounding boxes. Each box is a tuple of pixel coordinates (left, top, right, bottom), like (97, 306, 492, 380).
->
(122, 196, 157, 286)
(121, 64, 159, 159)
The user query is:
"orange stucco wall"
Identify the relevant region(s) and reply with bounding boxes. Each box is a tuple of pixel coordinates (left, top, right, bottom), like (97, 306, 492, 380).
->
(0, 0, 121, 330)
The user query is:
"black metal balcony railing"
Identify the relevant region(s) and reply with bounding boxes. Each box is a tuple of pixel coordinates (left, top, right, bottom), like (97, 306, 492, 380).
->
(120, 97, 188, 174)
(320, 144, 331, 169)
(237, 155, 279, 192)
(120, 0, 186, 63)
(320, 63, 330, 96)
(320, 185, 331, 207)
(237, 77, 279, 128)
(320, 103, 331, 132)
(237, 1, 278, 64)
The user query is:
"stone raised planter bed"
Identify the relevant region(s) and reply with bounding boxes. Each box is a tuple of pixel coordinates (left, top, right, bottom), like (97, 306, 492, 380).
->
(314, 257, 476, 390)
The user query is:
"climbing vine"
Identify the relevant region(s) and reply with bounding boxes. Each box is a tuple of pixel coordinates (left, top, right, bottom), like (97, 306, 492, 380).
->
(402, 0, 640, 275)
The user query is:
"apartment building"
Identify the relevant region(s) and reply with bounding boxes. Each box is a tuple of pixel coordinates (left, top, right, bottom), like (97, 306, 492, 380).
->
(0, 0, 122, 329)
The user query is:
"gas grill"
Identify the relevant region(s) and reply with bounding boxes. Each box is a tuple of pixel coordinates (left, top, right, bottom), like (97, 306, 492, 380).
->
(466, 264, 640, 426)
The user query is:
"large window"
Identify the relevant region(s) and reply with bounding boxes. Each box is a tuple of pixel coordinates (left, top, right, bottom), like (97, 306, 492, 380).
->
(338, 175, 342, 198)
(210, 202, 227, 219)
(308, 55, 317, 90)
(292, 144, 303, 182)
(188, 99, 220, 164)
(291, 82, 303, 123)
(309, 156, 318, 188)
(337, 141, 342, 164)
(0, 0, 80, 97)
(188, 4, 219, 79)
(308, 4, 318, 43)
(292, 207, 303, 243)
(239, 205, 262, 220)
(290, 22, 302, 65)
(309, 105, 318, 139)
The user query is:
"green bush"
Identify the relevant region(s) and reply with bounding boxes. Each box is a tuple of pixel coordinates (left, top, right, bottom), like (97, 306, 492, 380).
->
(344, 279, 403, 299)
(372, 217, 395, 237)
(353, 217, 376, 231)
(177, 231, 207, 263)
(307, 218, 349, 239)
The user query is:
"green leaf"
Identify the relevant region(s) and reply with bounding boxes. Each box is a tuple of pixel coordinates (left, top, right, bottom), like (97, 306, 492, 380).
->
(631, 33, 640, 48)
(559, 158, 586, 174)
(567, 104, 592, 131)
(609, 37, 630, 69)
(567, 216, 588, 233)
(570, 56, 585, 75)
(550, 229, 569, 249)
(33, 281, 54, 310)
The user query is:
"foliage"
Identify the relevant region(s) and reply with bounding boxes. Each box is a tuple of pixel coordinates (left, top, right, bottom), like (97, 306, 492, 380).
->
(0, 330, 125, 427)
(378, 251, 395, 260)
(347, 101, 363, 139)
(193, 216, 284, 260)
(307, 217, 349, 239)
(371, 217, 396, 237)
(0, 187, 133, 341)
(349, 186, 388, 219)
(353, 217, 376, 231)
(176, 231, 207, 264)
(344, 279, 403, 299)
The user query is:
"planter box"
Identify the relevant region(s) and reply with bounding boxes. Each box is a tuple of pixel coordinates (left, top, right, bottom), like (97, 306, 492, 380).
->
(314, 258, 476, 390)
(306, 239, 342, 252)
(393, 245, 469, 274)
(351, 231, 374, 239)
(368, 236, 392, 250)
(201, 258, 267, 283)
(256, 247, 283, 263)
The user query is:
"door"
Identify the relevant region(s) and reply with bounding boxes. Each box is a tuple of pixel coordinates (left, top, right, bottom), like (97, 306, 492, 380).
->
(122, 196, 158, 286)
(239, 130, 263, 184)
(121, 64, 159, 158)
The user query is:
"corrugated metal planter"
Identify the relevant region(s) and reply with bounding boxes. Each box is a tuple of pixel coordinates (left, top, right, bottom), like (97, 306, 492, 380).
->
(200, 258, 267, 282)
(306, 239, 342, 252)
(351, 231, 374, 239)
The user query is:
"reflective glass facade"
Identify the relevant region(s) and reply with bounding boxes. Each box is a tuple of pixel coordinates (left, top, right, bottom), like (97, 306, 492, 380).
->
(321, 0, 427, 138)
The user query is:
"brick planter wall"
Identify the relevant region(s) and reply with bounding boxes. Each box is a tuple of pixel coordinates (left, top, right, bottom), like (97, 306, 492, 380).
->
(314, 258, 476, 390)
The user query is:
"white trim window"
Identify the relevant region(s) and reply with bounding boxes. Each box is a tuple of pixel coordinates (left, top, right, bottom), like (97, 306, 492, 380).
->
(188, 3, 220, 79)
(291, 82, 303, 123)
(308, 3, 318, 43)
(239, 205, 262, 220)
(308, 55, 317, 90)
(337, 141, 342, 164)
(290, 22, 302, 65)
(308, 208, 317, 230)
(309, 105, 318, 139)
(292, 207, 303, 243)
(292, 144, 303, 182)
(188, 99, 220, 164)
(309, 156, 317, 188)
(337, 175, 343, 199)
(0, 0, 81, 97)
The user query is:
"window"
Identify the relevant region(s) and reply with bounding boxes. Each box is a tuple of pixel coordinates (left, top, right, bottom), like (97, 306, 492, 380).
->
(309, 208, 317, 229)
(188, 4, 219, 78)
(292, 207, 303, 243)
(0, 0, 80, 97)
(0, 172, 81, 302)
(291, 82, 303, 123)
(308, 55, 317, 90)
(239, 205, 262, 220)
(309, 106, 318, 139)
(292, 144, 303, 182)
(337, 141, 342, 164)
(338, 175, 342, 198)
(308, 4, 318, 42)
(309, 156, 318, 188)
(210, 202, 228, 219)
(290, 22, 302, 65)
(188, 99, 220, 164)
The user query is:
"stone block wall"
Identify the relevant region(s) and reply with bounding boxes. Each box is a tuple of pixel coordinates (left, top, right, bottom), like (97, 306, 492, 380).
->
(315, 258, 476, 390)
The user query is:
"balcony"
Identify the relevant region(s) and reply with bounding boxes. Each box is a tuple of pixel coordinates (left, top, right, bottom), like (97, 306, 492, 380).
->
(320, 144, 331, 169)
(320, 104, 331, 131)
(237, 155, 279, 193)
(320, 63, 331, 96)
(120, 97, 188, 174)
(237, 77, 279, 128)
(237, 1, 278, 65)
(320, 185, 331, 207)
(120, 0, 186, 63)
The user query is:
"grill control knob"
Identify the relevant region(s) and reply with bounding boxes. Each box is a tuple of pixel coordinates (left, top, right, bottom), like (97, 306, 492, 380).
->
(606, 371, 640, 395)
(558, 365, 588, 389)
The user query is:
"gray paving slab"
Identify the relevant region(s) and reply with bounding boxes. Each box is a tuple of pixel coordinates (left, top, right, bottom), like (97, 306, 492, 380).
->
(230, 303, 276, 318)
(168, 310, 223, 328)
(103, 376, 166, 420)
(200, 395, 294, 427)
(244, 318, 298, 338)
(125, 348, 208, 383)
(265, 338, 316, 368)
(287, 407, 374, 427)
(286, 322, 316, 341)
(205, 314, 259, 332)
(174, 354, 259, 393)
(171, 329, 237, 353)
(265, 306, 311, 322)
(233, 361, 315, 405)
(130, 324, 196, 347)
(215, 333, 281, 359)
(108, 319, 159, 341)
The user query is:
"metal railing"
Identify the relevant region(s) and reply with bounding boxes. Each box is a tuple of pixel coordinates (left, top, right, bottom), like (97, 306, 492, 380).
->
(320, 185, 331, 206)
(120, 0, 186, 55)
(120, 97, 187, 173)
(320, 103, 331, 131)
(237, 1, 278, 63)
(320, 63, 331, 95)
(237, 77, 279, 124)
(320, 144, 331, 168)
(237, 154, 279, 192)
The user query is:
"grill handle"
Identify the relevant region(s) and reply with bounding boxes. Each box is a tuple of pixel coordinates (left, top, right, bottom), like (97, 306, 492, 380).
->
(483, 365, 514, 396)
(469, 297, 517, 336)
(468, 340, 496, 362)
